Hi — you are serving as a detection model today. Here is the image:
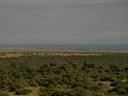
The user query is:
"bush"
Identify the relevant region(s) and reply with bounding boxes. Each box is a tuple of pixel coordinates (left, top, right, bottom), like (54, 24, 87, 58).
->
(52, 91, 67, 96)
(15, 89, 32, 95)
(74, 87, 88, 95)
(117, 88, 127, 95)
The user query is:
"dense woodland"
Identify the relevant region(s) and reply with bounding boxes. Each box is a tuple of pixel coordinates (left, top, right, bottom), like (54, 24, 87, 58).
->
(0, 49, 128, 96)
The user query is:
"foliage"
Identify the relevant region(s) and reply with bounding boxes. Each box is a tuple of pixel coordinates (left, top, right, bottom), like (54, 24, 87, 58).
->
(15, 89, 32, 95)
(0, 49, 128, 95)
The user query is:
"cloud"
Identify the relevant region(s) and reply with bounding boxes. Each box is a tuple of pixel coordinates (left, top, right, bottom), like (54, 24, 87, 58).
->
(0, 0, 128, 44)
(0, 0, 123, 6)
(107, 30, 128, 38)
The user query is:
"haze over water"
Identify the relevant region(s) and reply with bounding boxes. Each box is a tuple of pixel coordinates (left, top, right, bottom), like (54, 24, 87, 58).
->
(0, 44, 128, 50)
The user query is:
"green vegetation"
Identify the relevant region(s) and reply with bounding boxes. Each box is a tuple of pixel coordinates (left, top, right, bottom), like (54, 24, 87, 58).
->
(0, 48, 128, 96)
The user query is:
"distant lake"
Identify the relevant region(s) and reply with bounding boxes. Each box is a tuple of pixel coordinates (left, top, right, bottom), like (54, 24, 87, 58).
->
(0, 44, 128, 50)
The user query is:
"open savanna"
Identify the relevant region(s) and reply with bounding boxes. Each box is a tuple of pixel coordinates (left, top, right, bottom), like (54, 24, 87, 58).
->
(0, 48, 128, 96)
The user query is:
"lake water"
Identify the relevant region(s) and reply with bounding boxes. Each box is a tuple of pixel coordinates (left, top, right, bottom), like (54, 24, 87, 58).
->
(0, 44, 128, 50)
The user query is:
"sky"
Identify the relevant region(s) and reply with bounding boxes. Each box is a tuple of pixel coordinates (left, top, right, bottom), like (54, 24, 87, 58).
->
(0, 0, 128, 44)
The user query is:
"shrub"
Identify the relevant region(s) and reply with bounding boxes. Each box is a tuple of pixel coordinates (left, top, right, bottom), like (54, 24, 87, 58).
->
(15, 89, 32, 95)
(74, 87, 88, 95)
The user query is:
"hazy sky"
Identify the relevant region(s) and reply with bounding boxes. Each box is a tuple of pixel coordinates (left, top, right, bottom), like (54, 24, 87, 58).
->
(0, 0, 128, 44)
